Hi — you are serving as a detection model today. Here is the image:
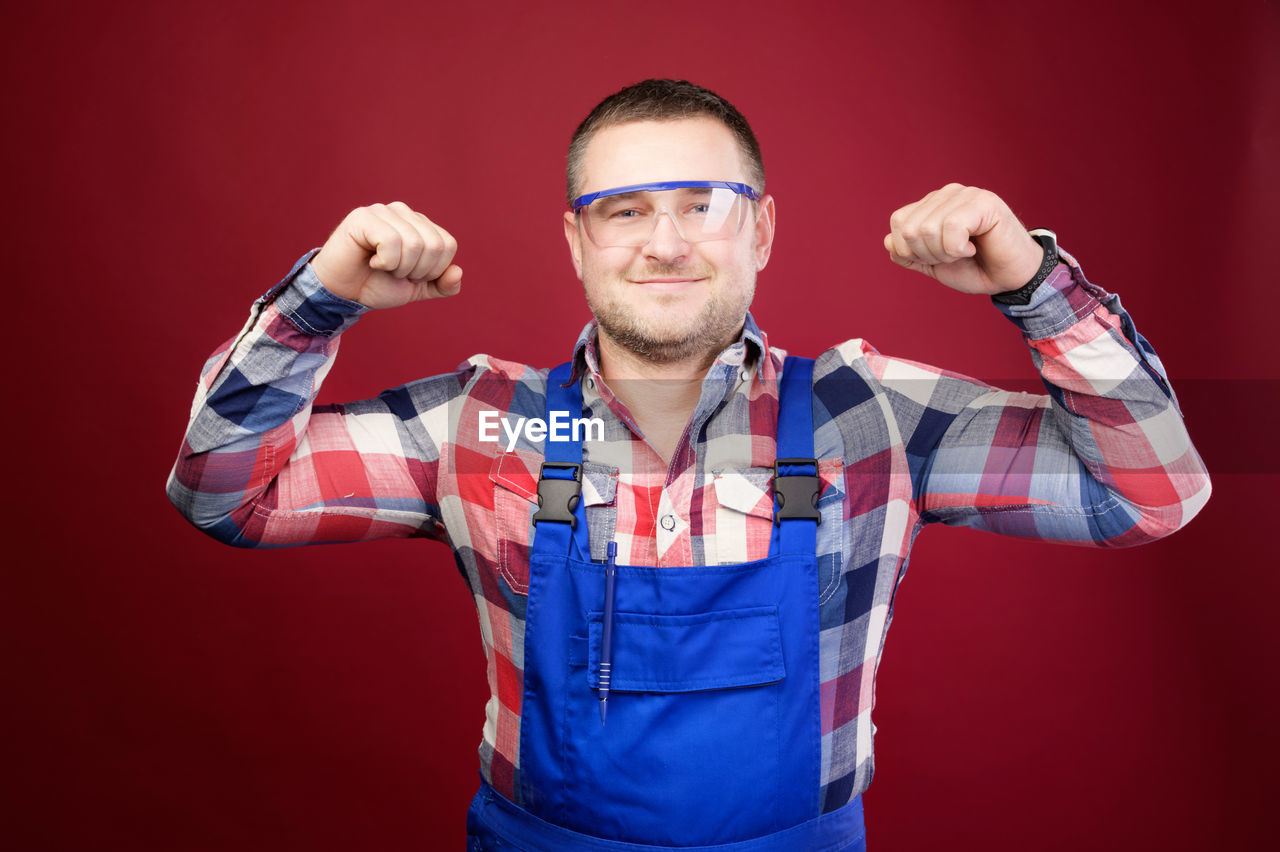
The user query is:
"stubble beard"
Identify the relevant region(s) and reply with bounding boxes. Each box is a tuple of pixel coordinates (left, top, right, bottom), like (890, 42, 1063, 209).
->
(585, 264, 756, 365)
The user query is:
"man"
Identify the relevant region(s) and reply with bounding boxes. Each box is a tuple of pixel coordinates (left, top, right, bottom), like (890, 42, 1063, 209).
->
(167, 79, 1211, 850)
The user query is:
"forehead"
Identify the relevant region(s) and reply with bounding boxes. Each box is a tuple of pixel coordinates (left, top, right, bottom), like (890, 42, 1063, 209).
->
(579, 118, 747, 193)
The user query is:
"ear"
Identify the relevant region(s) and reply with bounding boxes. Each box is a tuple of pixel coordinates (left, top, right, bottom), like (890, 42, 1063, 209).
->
(563, 211, 584, 280)
(753, 194, 776, 270)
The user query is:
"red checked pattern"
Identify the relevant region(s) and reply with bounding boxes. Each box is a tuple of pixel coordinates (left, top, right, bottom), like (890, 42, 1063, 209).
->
(167, 248, 1211, 813)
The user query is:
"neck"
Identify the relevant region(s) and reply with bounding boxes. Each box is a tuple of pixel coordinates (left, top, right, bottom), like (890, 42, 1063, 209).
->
(594, 327, 737, 464)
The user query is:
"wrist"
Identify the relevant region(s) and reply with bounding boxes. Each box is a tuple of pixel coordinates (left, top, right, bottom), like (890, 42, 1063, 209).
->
(992, 229, 1058, 306)
(271, 254, 370, 338)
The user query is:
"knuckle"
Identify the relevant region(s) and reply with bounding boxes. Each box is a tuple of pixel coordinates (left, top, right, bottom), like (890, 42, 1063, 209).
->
(421, 229, 444, 252)
(402, 235, 426, 256)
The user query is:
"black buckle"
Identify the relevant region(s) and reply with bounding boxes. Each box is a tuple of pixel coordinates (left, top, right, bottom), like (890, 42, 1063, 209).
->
(773, 457, 821, 525)
(532, 462, 582, 528)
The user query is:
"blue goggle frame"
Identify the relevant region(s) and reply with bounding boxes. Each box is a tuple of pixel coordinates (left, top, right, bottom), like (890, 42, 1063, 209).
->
(572, 180, 761, 212)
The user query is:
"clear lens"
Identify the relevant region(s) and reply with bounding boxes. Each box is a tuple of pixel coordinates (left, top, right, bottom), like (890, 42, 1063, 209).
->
(580, 187, 750, 247)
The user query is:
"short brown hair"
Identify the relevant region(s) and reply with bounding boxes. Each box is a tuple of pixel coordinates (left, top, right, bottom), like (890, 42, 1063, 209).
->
(566, 79, 765, 205)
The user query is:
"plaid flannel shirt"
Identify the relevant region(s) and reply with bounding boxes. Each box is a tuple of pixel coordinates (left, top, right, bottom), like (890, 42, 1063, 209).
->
(167, 248, 1211, 814)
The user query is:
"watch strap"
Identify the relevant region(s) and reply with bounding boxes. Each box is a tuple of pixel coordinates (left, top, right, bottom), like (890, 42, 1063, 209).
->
(992, 229, 1058, 306)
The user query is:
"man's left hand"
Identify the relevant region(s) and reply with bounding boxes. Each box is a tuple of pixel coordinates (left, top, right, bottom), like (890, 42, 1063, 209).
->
(884, 184, 1044, 296)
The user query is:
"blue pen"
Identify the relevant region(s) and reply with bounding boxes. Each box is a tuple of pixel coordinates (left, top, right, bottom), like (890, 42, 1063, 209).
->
(599, 540, 618, 725)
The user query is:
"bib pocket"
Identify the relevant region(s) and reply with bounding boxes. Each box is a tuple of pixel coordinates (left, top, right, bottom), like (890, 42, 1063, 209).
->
(562, 602, 786, 843)
(576, 606, 785, 693)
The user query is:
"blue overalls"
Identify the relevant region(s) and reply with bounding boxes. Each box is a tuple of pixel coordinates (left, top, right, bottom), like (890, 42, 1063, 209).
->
(466, 357, 867, 851)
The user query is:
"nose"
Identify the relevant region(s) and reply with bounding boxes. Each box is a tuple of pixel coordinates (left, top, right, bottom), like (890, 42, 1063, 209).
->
(643, 210, 691, 261)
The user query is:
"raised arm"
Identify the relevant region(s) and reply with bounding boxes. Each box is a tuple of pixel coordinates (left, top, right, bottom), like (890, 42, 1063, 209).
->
(165, 203, 467, 547)
(876, 185, 1210, 546)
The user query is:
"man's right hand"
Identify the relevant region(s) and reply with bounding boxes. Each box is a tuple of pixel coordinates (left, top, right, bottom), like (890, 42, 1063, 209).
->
(309, 202, 463, 309)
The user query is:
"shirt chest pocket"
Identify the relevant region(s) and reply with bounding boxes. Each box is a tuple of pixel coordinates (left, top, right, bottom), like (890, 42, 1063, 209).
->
(711, 461, 845, 583)
(710, 469, 776, 564)
(489, 451, 618, 595)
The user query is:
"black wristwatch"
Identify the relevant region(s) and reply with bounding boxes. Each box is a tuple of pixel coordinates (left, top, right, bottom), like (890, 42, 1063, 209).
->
(991, 229, 1059, 306)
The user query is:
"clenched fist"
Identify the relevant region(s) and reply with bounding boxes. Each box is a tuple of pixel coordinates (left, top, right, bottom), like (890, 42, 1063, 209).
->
(310, 202, 463, 309)
(884, 184, 1044, 296)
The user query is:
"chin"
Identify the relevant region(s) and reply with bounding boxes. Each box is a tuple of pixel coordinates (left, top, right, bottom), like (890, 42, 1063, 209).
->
(596, 305, 743, 365)
(584, 273, 753, 363)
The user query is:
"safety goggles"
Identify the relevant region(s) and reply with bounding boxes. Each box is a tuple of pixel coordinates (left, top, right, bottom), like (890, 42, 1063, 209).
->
(571, 180, 760, 248)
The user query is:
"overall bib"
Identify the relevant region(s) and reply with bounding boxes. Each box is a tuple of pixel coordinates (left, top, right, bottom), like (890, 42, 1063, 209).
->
(466, 358, 867, 851)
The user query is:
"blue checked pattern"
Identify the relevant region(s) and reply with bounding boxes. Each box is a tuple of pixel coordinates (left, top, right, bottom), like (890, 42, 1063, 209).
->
(167, 247, 1211, 814)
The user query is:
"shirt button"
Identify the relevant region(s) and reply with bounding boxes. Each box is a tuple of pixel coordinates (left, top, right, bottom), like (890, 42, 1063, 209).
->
(586, 376, 595, 389)
(660, 514, 677, 531)
(739, 369, 750, 382)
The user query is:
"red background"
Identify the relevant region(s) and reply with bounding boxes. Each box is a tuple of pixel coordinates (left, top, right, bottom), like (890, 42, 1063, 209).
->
(5, 1, 1277, 849)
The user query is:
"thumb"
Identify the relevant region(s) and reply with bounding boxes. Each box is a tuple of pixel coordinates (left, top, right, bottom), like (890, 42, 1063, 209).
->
(417, 264, 463, 300)
(883, 233, 914, 269)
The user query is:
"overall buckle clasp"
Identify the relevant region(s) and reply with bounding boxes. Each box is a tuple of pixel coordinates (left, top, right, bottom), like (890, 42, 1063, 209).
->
(533, 462, 583, 528)
(773, 458, 821, 525)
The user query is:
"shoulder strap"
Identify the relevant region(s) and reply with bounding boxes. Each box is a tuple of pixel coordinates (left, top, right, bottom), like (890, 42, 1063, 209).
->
(772, 356, 819, 558)
(529, 362, 590, 560)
